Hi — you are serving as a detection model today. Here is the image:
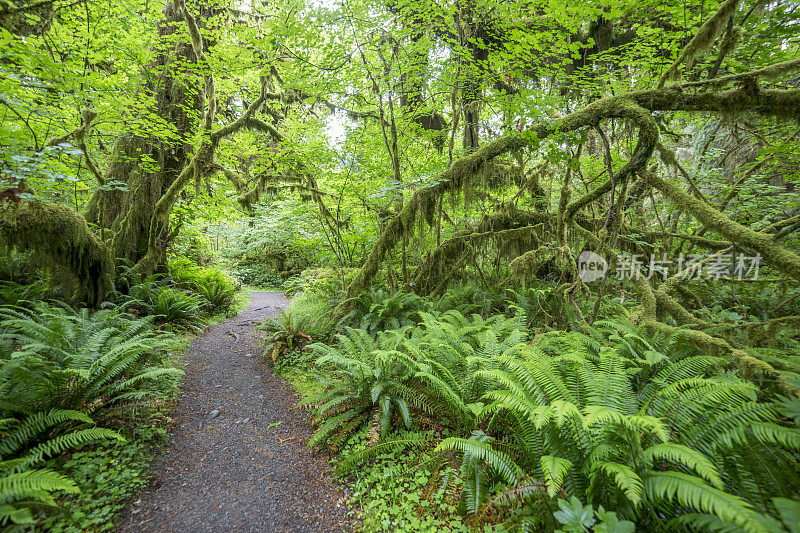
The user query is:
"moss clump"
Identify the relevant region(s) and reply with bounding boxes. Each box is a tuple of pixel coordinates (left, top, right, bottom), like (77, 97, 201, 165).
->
(0, 200, 112, 305)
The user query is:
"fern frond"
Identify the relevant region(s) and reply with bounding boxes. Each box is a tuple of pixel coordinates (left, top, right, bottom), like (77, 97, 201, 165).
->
(0, 468, 79, 504)
(435, 436, 523, 485)
(591, 461, 643, 506)
(540, 455, 572, 497)
(643, 471, 763, 533)
(643, 443, 724, 488)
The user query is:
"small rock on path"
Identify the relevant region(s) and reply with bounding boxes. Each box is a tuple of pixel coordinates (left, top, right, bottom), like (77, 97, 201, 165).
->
(119, 292, 351, 532)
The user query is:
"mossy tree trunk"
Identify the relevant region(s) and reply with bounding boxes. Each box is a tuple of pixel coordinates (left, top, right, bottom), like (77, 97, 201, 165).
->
(85, 0, 205, 270)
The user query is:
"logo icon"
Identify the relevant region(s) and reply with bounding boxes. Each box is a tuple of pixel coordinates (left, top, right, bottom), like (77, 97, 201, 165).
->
(577, 251, 608, 282)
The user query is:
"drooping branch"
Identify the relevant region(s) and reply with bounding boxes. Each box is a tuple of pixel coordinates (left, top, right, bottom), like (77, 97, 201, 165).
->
(564, 102, 658, 224)
(657, 0, 741, 87)
(332, 61, 800, 320)
(646, 172, 800, 282)
(412, 207, 548, 294)
(570, 222, 796, 396)
(332, 96, 660, 320)
(45, 108, 104, 185)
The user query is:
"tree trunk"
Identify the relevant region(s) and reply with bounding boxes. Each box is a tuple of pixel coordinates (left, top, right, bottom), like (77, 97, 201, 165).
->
(85, 0, 204, 269)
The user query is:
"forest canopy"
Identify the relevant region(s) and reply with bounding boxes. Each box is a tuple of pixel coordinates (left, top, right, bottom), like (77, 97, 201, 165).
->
(1, 0, 800, 530)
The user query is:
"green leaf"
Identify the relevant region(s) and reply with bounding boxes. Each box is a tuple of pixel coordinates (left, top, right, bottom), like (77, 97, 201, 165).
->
(553, 497, 596, 532)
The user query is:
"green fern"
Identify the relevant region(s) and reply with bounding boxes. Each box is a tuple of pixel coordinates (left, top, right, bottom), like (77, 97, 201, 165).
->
(0, 409, 123, 526)
(0, 302, 182, 418)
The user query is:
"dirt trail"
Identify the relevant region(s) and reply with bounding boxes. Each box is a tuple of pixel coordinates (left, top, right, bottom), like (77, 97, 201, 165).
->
(119, 292, 351, 532)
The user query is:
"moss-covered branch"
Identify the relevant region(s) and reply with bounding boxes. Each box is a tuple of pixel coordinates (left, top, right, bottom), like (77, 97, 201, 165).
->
(570, 221, 795, 395)
(646, 172, 800, 282)
(332, 62, 800, 321)
(657, 0, 741, 87)
(412, 211, 546, 294)
(45, 109, 104, 185)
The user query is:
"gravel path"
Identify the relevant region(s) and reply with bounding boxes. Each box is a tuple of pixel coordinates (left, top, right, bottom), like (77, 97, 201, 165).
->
(119, 292, 351, 532)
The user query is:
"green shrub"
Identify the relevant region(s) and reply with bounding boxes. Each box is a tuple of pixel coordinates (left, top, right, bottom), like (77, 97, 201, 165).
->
(191, 278, 237, 313)
(41, 424, 167, 532)
(169, 257, 234, 290)
(167, 258, 238, 314)
(432, 283, 504, 316)
(308, 328, 413, 452)
(284, 268, 351, 299)
(309, 312, 800, 532)
(440, 322, 800, 531)
(259, 310, 315, 367)
(339, 288, 430, 334)
(231, 263, 284, 289)
(0, 410, 124, 526)
(0, 281, 47, 306)
(0, 302, 181, 526)
(150, 287, 204, 329)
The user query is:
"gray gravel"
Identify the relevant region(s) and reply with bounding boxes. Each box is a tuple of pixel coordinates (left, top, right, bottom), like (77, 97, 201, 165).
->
(118, 292, 352, 532)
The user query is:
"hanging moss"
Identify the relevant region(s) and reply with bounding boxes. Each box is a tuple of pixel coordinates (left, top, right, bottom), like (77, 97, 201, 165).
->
(719, 25, 743, 57)
(509, 245, 557, 282)
(647, 319, 797, 397)
(334, 69, 798, 322)
(658, 0, 741, 87)
(0, 200, 112, 306)
(411, 221, 546, 294)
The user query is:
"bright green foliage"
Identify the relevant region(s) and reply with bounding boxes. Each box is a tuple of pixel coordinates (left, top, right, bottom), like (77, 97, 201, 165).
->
(0, 299, 181, 526)
(432, 284, 507, 317)
(149, 288, 204, 330)
(0, 468, 79, 525)
(309, 328, 414, 451)
(259, 286, 338, 368)
(339, 288, 429, 334)
(301, 303, 800, 531)
(471, 324, 800, 531)
(190, 279, 237, 314)
(553, 497, 634, 533)
(2, 0, 800, 529)
(0, 410, 124, 526)
(260, 310, 315, 368)
(0, 303, 181, 417)
(168, 257, 238, 313)
(40, 424, 167, 532)
(340, 429, 467, 532)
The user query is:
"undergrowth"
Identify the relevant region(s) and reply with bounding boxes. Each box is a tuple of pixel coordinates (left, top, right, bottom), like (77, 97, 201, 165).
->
(268, 282, 800, 533)
(0, 256, 235, 529)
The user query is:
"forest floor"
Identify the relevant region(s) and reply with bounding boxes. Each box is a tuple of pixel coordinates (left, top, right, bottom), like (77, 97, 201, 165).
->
(118, 292, 352, 532)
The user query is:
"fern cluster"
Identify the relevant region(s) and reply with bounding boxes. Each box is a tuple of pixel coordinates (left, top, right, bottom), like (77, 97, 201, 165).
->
(0, 302, 182, 418)
(309, 309, 800, 532)
(338, 288, 429, 334)
(110, 258, 239, 326)
(168, 257, 238, 313)
(0, 410, 124, 525)
(0, 301, 181, 526)
(309, 328, 413, 452)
